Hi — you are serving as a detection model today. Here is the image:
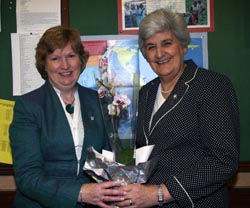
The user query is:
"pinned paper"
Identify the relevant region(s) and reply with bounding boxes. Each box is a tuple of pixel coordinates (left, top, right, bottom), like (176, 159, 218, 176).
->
(0, 99, 15, 164)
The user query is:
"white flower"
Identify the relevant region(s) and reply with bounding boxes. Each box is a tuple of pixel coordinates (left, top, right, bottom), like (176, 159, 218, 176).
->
(108, 104, 121, 116)
(102, 71, 114, 86)
(101, 71, 109, 83)
(96, 77, 131, 117)
(97, 86, 106, 98)
(112, 94, 131, 109)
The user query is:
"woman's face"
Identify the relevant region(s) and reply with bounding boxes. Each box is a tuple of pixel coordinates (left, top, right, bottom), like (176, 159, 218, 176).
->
(45, 42, 82, 91)
(144, 31, 187, 80)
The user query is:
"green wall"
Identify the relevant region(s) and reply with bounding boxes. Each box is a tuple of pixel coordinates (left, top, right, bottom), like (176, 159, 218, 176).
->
(0, 0, 249, 160)
(207, 0, 250, 161)
(0, 0, 16, 100)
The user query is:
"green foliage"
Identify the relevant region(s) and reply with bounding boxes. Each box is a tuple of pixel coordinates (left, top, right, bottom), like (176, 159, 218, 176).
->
(118, 139, 135, 166)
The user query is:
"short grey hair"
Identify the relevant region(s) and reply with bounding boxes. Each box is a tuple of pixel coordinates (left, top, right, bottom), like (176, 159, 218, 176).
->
(139, 8, 190, 57)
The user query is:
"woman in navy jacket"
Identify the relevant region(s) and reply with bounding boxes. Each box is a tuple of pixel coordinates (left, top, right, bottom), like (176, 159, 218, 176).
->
(118, 8, 240, 208)
(9, 26, 125, 208)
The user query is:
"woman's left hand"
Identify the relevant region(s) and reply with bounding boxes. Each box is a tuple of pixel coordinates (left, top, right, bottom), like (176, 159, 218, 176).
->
(116, 184, 158, 208)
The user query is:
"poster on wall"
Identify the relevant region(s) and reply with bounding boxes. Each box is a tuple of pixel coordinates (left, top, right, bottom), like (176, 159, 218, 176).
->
(117, 0, 214, 34)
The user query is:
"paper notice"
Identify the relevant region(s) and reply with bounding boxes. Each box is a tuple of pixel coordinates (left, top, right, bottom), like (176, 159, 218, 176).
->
(0, 99, 15, 164)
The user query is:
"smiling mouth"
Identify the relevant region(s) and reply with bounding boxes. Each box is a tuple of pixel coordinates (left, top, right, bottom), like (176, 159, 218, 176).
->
(157, 57, 172, 64)
(60, 71, 73, 76)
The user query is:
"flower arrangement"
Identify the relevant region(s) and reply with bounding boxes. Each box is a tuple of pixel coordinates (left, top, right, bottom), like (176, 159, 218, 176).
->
(96, 71, 131, 162)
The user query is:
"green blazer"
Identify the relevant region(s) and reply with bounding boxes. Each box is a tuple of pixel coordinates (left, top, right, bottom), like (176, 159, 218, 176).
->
(9, 81, 110, 208)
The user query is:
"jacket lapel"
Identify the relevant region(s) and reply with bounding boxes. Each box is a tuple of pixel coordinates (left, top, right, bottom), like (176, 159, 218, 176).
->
(77, 85, 101, 155)
(78, 87, 92, 146)
(44, 81, 76, 156)
(147, 60, 198, 136)
(143, 80, 159, 139)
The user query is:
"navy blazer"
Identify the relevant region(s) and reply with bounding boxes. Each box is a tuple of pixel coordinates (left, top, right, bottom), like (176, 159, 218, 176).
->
(136, 60, 240, 207)
(10, 81, 109, 208)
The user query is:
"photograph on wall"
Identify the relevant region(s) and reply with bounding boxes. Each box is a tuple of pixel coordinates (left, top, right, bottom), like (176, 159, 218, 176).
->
(117, 0, 214, 34)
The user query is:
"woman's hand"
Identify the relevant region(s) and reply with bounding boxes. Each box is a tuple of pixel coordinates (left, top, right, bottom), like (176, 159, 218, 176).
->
(116, 183, 174, 208)
(78, 181, 127, 208)
(116, 184, 158, 208)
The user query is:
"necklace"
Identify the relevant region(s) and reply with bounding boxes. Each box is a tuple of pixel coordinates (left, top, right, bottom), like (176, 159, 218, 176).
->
(65, 97, 75, 114)
(161, 89, 172, 94)
(160, 83, 172, 94)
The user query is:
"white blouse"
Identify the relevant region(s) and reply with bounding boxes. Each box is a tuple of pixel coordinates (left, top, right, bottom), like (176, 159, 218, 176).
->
(150, 84, 166, 130)
(55, 88, 84, 175)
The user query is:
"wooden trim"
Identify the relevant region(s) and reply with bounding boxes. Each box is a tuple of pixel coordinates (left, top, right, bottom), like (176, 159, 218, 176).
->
(0, 164, 14, 176)
(229, 188, 250, 208)
(237, 161, 250, 172)
(61, 0, 69, 26)
(0, 191, 15, 208)
(0, 176, 16, 190)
